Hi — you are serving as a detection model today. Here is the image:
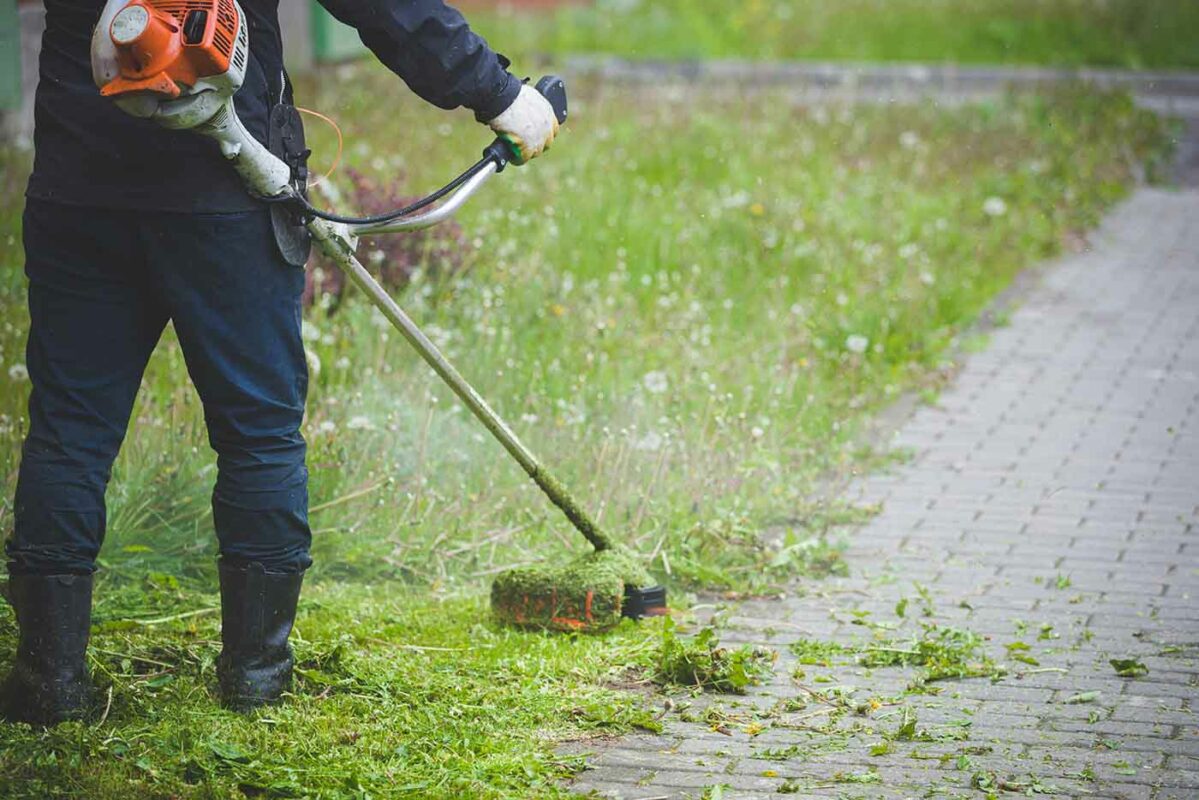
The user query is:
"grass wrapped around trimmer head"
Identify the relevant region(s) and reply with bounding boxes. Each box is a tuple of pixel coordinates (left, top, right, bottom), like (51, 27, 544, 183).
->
(490, 547, 654, 633)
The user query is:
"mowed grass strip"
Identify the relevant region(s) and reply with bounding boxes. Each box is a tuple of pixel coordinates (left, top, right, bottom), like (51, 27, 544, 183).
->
(0, 583, 665, 799)
(0, 79, 1173, 797)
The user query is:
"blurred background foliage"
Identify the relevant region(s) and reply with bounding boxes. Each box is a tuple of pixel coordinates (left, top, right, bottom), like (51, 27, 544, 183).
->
(468, 0, 1199, 68)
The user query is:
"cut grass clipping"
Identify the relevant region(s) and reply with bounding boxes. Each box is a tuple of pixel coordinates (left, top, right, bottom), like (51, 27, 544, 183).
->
(654, 619, 774, 694)
(791, 622, 1004, 687)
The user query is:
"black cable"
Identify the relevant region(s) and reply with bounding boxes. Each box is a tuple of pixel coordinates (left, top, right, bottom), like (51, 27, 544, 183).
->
(274, 154, 497, 225)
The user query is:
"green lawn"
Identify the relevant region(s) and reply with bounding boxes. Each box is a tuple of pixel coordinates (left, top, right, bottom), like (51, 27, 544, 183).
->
(0, 72, 1174, 797)
(469, 0, 1199, 69)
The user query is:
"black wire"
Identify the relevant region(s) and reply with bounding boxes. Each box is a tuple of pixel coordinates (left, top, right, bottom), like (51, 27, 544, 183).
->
(274, 154, 497, 225)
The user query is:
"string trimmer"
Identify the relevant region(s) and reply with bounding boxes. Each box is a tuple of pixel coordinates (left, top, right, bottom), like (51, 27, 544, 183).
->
(91, 0, 666, 631)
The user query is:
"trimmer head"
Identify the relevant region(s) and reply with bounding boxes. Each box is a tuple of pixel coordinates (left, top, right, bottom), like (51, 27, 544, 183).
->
(491, 548, 667, 633)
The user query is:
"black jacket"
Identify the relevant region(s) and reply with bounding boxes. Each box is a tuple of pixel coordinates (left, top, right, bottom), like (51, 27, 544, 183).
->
(27, 0, 520, 212)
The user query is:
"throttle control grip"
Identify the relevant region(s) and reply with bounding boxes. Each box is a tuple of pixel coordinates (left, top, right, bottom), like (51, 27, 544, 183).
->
(485, 74, 568, 171)
(535, 74, 568, 125)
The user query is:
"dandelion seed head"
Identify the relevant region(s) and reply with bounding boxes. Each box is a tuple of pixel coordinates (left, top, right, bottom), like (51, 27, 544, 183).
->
(983, 196, 1008, 217)
(634, 431, 664, 452)
(846, 334, 870, 354)
(304, 348, 321, 378)
(642, 371, 669, 395)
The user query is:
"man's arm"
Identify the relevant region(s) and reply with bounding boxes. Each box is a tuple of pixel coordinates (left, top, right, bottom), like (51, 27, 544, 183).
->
(314, 0, 521, 121)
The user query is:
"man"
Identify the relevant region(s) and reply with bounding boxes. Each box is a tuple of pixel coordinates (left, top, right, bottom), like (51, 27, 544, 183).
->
(1, 0, 558, 725)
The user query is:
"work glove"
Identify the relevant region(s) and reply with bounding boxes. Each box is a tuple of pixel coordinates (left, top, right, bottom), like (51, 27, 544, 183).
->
(487, 83, 559, 165)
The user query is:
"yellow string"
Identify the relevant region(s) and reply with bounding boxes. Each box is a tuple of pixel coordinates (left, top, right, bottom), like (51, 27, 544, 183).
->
(295, 106, 343, 187)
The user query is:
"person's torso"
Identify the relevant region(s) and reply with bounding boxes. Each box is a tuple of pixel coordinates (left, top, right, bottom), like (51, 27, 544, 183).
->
(28, 0, 294, 212)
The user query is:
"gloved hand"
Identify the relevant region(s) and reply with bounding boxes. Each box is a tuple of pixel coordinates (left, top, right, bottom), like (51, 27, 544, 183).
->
(487, 83, 559, 165)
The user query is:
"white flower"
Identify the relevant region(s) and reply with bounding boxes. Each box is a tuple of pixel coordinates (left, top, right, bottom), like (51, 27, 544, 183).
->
(634, 431, 664, 452)
(983, 196, 1008, 217)
(7, 363, 27, 381)
(642, 371, 669, 395)
(315, 420, 337, 435)
(301, 321, 321, 342)
(899, 130, 920, 149)
(304, 347, 321, 378)
(750, 426, 765, 439)
(721, 190, 751, 209)
(347, 415, 374, 430)
(846, 334, 870, 354)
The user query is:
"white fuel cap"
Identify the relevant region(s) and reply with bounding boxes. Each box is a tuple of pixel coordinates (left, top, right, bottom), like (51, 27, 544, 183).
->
(111, 5, 150, 44)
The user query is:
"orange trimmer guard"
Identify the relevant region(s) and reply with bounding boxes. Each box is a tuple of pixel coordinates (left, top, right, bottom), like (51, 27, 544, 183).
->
(491, 559, 667, 633)
(99, 72, 182, 98)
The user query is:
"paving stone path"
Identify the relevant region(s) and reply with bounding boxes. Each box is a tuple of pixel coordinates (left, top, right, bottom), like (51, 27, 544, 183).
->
(567, 187, 1199, 800)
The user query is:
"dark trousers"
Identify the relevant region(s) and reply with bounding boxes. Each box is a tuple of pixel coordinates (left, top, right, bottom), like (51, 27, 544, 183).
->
(7, 199, 312, 576)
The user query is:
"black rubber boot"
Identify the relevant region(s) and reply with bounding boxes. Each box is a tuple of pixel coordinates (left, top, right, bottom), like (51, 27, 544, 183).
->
(216, 561, 304, 711)
(0, 573, 94, 725)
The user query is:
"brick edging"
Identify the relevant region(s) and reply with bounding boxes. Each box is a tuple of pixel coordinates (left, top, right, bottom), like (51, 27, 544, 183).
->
(564, 56, 1199, 114)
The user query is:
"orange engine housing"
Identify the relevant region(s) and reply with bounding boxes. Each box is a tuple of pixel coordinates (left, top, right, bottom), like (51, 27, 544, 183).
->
(100, 0, 241, 99)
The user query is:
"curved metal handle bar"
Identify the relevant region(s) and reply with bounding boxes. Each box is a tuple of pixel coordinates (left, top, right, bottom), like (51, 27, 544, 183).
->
(350, 161, 499, 236)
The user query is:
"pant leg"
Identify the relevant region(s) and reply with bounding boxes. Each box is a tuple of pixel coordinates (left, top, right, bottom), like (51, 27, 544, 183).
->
(8, 199, 168, 576)
(143, 209, 311, 573)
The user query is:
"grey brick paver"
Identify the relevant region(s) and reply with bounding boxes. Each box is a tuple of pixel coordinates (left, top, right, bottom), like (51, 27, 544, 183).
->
(570, 189, 1199, 799)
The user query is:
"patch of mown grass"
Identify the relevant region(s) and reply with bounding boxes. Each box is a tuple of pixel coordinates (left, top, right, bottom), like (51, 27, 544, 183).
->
(0, 578, 667, 798)
(0, 572, 776, 798)
(471, 0, 1199, 69)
